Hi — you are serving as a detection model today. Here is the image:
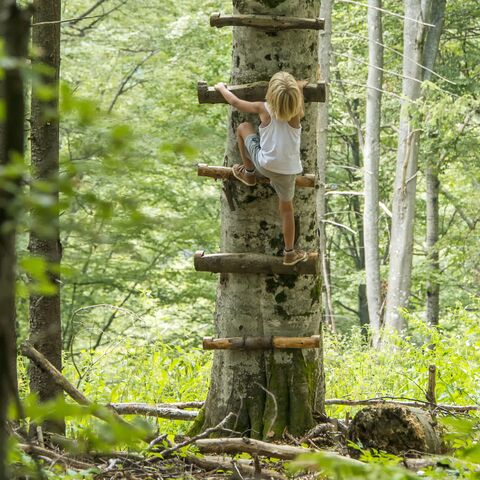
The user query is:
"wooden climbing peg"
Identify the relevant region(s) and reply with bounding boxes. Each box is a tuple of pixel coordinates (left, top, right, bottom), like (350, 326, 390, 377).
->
(197, 164, 315, 188)
(194, 250, 319, 275)
(209, 12, 325, 32)
(197, 80, 326, 104)
(203, 335, 321, 350)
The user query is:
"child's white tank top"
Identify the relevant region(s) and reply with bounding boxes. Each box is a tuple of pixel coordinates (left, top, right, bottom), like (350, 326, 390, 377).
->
(258, 102, 302, 175)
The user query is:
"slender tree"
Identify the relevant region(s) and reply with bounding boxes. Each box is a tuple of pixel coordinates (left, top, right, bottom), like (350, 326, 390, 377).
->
(0, 3, 32, 476)
(363, 0, 384, 344)
(195, 0, 323, 438)
(384, 0, 432, 331)
(317, 0, 334, 332)
(423, 0, 446, 326)
(29, 0, 64, 434)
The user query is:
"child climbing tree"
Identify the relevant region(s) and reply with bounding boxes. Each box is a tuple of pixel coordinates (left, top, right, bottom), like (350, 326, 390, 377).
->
(194, 1, 324, 439)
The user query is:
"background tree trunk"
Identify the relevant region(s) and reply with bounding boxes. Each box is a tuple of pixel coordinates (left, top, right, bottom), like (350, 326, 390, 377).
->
(197, 0, 323, 438)
(29, 0, 64, 434)
(0, 3, 31, 477)
(348, 114, 369, 331)
(363, 0, 383, 344)
(317, 0, 334, 333)
(384, 0, 432, 331)
(423, 0, 446, 326)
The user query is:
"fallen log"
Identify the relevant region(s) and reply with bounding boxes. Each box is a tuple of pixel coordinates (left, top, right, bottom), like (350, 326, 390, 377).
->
(197, 437, 318, 460)
(348, 406, 445, 456)
(20, 342, 127, 426)
(403, 456, 480, 473)
(19, 443, 94, 471)
(325, 397, 480, 412)
(108, 403, 198, 420)
(151, 412, 237, 461)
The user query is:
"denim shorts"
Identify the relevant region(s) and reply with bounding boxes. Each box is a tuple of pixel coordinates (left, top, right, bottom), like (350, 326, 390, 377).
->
(244, 134, 296, 202)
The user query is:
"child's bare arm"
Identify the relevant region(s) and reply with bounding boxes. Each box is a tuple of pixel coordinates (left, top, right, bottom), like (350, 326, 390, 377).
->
(214, 82, 264, 114)
(296, 80, 307, 119)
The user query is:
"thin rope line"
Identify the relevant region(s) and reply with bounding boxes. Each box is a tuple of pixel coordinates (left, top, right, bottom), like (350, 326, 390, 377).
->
(336, 0, 435, 27)
(333, 51, 458, 98)
(334, 51, 422, 84)
(330, 77, 408, 102)
(334, 31, 456, 85)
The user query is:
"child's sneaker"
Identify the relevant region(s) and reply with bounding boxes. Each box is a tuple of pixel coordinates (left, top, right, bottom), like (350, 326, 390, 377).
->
(232, 164, 256, 186)
(283, 249, 308, 266)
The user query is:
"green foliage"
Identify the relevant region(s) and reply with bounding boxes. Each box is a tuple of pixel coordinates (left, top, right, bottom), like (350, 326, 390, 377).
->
(10, 0, 480, 477)
(290, 451, 422, 480)
(324, 304, 480, 419)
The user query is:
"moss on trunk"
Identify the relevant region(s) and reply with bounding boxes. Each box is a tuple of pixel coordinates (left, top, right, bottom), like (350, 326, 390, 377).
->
(262, 350, 316, 437)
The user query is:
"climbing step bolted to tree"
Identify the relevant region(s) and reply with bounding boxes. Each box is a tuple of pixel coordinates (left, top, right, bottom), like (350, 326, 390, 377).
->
(209, 12, 325, 32)
(197, 80, 326, 104)
(194, 251, 319, 275)
(203, 335, 321, 350)
(197, 164, 315, 188)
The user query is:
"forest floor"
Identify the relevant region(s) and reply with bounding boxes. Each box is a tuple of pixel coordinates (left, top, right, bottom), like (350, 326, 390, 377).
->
(13, 409, 470, 480)
(13, 421, 344, 479)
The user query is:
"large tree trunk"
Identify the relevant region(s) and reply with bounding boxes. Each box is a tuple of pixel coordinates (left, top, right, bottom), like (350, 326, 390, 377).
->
(196, 0, 323, 439)
(29, 0, 64, 434)
(317, 0, 334, 333)
(0, 4, 32, 477)
(384, 0, 432, 331)
(363, 0, 383, 345)
(423, 0, 446, 326)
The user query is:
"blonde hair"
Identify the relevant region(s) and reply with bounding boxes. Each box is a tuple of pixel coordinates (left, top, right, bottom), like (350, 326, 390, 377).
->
(265, 71, 303, 122)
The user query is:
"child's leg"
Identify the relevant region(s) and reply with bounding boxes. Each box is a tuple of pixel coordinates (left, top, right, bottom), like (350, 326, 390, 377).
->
(279, 197, 307, 265)
(279, 199, 295, 251)
(236, 122, 256, 171)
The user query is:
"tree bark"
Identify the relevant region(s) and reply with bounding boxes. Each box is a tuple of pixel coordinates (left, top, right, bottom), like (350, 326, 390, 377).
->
(29, 0, 64, 434)
(384, 0, 432, 331)
(423, 0, 446, 326)
(0, 4, 32, 478)
(195, 0, 323, 439)
(363, 0, 383, 344)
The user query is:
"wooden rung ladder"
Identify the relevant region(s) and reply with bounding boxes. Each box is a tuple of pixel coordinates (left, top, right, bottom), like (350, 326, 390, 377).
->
(197, 164, 315, 188)
(203, 335, 321, 350)
(197, 80, 326, 104)
(194, 251, 319, 275)
(209, 12, 325, 32)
